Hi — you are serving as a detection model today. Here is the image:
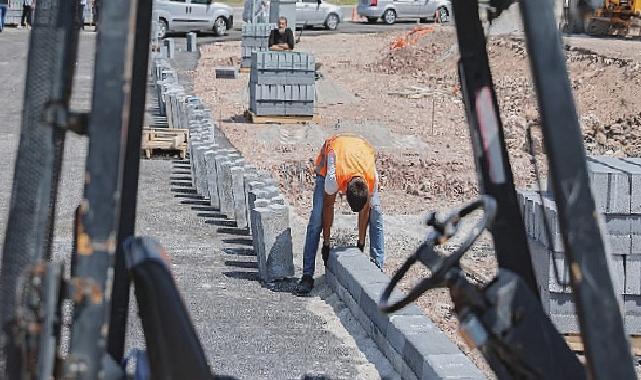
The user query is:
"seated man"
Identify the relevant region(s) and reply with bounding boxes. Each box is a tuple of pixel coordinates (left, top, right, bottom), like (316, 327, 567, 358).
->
(269, 16, 295, 51)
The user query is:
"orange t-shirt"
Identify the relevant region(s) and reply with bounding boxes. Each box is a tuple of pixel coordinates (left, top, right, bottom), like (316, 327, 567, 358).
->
(315, 134, 377, 193)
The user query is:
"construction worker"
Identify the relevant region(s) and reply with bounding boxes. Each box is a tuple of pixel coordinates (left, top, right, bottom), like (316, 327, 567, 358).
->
(297, 134, 384, 296)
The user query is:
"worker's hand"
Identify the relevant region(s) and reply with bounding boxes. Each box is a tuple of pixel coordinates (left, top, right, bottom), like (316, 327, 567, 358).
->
(322, 242, 331, 268)
(356, 240, 365, 252)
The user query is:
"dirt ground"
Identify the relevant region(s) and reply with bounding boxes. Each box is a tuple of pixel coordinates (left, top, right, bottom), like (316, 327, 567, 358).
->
(193, 27, 641, 376)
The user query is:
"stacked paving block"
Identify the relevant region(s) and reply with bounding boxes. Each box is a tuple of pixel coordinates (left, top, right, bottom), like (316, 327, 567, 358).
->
(156, 56, 294, 283)
(241, 23, 275, 68)
(249, 51, 316, 116)
(518, 155, 641, 334)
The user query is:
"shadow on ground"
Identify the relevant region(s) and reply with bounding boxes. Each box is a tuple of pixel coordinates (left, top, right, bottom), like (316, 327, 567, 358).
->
(170, 159, 301, 296)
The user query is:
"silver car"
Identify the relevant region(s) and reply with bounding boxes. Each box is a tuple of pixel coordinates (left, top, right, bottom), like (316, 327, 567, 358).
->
(296, 0, 343, 30)
(357, 0, 450, 25)
(154, 0, 234, 38)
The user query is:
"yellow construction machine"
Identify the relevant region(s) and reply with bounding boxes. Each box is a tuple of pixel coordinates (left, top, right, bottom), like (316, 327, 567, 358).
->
(563, 0, 641, 37)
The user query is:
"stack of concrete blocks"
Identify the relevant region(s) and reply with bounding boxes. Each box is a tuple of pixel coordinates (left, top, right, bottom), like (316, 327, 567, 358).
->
(517, 155, 641, 335)
(249, 51, 316, 116)
(240, 23, 275, 68)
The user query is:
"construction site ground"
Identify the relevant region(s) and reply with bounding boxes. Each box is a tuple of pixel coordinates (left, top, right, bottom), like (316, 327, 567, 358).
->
(193, 24, 641, 375)
(0, 30, 402, 379)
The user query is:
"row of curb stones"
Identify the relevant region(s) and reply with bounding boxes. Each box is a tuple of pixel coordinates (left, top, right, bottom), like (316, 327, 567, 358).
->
(327, 247, 485, 380)
(151, 55, 294, 282)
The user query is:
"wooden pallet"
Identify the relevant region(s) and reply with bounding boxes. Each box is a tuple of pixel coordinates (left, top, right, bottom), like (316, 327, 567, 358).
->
(239, 67, 251, 73)
(565, 334, 641, 356)
(244, 110, 318, 125)
(141, 128, 188, 159)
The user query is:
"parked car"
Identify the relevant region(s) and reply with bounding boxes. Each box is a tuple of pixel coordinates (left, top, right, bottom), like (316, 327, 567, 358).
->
(155, 0, 234, 38)
(296, 0, 343, 30)
(357, 0, 450, 25)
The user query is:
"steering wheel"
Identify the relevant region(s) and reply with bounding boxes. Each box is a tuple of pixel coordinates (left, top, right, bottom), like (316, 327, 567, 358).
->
(379, 196, 497, 313)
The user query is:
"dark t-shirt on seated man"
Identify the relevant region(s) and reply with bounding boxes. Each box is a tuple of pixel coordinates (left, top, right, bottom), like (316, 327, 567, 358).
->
(268, 28, 295, 50)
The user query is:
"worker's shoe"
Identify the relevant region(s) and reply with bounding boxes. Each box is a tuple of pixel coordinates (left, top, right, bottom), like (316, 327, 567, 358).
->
(321, 245, 330, 267)
(296, 275, 314, 296)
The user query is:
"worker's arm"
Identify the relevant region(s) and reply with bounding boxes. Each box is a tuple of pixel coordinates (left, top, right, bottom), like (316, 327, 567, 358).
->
(322, 192, 336, 244)
(358, 199, 370, 245)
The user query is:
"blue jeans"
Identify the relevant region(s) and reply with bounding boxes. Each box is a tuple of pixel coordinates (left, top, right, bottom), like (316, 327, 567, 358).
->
(0, 5, 7, 32)
(302, 175, 385, 277)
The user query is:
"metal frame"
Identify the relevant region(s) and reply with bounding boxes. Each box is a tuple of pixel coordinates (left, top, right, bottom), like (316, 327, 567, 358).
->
(65, 0, 139, 377)
(108, 0, 154, 363)
(1, 0, 79, 377)
(452, 0, 540, 297)
(518, 0, 636, 377)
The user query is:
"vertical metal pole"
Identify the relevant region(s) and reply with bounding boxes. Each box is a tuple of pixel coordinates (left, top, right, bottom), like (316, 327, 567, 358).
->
(0, 0, 77, 376)
(451, 0, 540, 297)
(519, 0, 636, 377)
(65, 0, 138, 377)
(107, 0, 153, 363)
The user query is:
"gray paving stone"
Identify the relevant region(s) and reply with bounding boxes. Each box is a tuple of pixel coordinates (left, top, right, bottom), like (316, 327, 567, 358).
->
(216, 155, 242, 218)
(195, 146, 212, 197)
(359, 281, 392, 334)
(402, 328, 465, 378)
(624, 295, 641, 335)
(605, 234, 632, 255)
(611, 254, 626, 295)
(625, 255, 641, 295)
(231, 166, 249, 229)
(587, 160, 630, 214)
(421, 354, 485, 379)
(592, 156, 641, 214)
(250, 205, 271, 279)
(204, 151, 220, 208)
(255, 203, 294, 281)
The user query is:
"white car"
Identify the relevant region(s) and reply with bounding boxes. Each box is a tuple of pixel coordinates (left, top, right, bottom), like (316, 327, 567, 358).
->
(296, 0, 343, 30)
(357, 0, 450, 25)
(155, 0, 234, 38)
